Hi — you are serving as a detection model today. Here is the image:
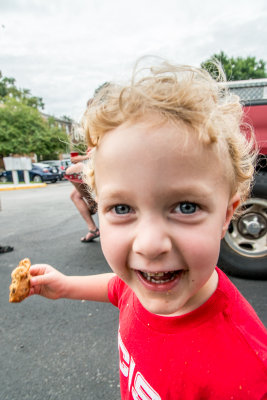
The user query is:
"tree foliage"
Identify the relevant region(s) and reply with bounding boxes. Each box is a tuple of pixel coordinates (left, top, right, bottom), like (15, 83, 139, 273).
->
(201, 51, 267, 81)
(0, 98, 69, 158)
(0, 71, 70, 159)
(0, 71, 44, 109)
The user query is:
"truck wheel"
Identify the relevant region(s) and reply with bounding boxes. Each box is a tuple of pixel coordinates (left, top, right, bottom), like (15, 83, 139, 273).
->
(218, 177, 267, 279)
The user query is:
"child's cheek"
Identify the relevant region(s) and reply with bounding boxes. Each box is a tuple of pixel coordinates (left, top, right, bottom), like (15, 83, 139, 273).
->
(182, 228, 222, 269)
(100, 225, 125, 269)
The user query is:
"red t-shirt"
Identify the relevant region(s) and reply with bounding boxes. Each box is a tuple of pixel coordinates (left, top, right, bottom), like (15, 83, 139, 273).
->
(108, 268, 267, 400)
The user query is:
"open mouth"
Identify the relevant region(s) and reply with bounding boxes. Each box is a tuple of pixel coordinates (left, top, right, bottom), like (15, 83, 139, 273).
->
(139, 270, 182, 284)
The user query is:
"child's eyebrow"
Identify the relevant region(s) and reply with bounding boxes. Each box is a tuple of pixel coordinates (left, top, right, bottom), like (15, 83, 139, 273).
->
(167, 184, 215, 199)
(99, 184, 215, 203)
(98, 188, 132, 202)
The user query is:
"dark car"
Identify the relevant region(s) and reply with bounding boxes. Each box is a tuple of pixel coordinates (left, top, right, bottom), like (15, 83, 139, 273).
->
(43, 159, 71, 180)
(0, 163, 61, 183)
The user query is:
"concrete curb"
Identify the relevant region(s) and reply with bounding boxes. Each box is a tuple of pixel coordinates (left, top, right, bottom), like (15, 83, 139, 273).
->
(0, 183, 47, 191)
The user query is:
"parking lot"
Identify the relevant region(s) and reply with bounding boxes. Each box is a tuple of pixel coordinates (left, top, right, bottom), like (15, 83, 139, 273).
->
(0, 181, 266, 400)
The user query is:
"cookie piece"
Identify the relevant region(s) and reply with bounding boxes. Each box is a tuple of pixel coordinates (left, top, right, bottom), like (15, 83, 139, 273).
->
(9, 258, 31, 303)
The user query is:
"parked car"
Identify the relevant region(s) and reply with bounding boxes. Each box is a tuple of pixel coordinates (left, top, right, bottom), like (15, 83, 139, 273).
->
(43, 159, 71, 179)
(0, 163, 61, 183)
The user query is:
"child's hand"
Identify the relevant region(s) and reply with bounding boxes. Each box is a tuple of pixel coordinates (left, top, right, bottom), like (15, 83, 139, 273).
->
(29, 264, 67, 300)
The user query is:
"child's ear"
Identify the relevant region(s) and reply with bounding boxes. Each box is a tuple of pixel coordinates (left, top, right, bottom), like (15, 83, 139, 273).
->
(221, 193, 241, 239)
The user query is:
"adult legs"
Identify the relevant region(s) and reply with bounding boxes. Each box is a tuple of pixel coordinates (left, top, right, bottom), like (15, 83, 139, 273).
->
(70, 182, 99, 242)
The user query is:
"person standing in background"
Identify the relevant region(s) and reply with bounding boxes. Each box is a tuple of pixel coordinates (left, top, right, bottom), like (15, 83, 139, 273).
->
(65, 148, 99, 243)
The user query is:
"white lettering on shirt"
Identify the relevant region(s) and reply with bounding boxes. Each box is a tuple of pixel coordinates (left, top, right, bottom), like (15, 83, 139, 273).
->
(118, 332, 161, 400)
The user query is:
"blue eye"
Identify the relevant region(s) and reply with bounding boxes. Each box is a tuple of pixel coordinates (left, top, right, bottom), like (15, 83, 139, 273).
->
(178, 202, 197, 214)
(113, 204, 131, 214)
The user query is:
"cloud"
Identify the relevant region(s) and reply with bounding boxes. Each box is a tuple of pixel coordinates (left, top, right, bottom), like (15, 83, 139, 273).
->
(0, 0, 267, 120)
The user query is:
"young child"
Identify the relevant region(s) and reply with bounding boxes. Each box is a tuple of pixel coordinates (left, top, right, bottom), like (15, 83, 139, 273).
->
(30, 60, 267, 399)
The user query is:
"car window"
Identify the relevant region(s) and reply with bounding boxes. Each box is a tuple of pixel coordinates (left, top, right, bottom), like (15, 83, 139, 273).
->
(33, 163, 48, 168)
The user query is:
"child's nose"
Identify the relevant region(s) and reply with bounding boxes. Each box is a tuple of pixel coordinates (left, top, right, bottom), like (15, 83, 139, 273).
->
(132, 217, 172, 260)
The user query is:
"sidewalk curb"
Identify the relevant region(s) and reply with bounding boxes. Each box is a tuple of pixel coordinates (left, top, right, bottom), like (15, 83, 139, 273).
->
(0, 183, 47, 191)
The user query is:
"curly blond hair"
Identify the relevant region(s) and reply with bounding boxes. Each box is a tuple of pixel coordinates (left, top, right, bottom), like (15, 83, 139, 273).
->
(82, 58, 257, 206)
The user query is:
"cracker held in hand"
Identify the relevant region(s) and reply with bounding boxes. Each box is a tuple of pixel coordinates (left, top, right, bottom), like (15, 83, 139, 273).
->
(9, 258, 31, 303)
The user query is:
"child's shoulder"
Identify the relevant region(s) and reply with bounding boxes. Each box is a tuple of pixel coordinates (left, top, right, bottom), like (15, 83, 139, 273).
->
(216, 268, 267, 364)
(216, 267, 265, 327)
(108, 274, 132, 308)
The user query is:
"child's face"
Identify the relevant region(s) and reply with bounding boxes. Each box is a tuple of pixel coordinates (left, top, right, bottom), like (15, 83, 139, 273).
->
(95, 118, 239, 316)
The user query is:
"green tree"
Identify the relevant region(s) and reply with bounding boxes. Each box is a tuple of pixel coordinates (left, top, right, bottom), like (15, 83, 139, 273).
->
(201, 51, 267, 80)
(60, 115, 73, 123)
(0, 98, 69, 159)
(0, 71, 70, 159)
(0, 71, 44, 109)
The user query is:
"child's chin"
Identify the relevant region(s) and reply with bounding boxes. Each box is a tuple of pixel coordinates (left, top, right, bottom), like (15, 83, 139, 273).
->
(138, 294, 181, 316)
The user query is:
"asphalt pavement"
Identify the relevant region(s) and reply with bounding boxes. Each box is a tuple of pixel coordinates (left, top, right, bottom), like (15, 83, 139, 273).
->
(0, 181, 266, 400)
(1, 182, 120, 400)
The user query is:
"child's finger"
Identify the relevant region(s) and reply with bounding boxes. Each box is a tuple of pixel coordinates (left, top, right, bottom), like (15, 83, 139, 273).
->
(30, 264, 52, 276)
(28, 287, 36, 297)
(30, 271, 52, 287)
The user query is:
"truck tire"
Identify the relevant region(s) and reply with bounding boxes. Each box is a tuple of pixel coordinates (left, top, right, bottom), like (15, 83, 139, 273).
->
(218, 174, 267, 279)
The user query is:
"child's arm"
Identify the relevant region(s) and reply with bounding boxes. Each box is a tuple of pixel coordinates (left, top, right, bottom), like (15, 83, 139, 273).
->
(29, 264, 114, 302)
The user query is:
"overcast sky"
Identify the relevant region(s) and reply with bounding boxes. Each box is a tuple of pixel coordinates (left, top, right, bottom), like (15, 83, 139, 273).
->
(1, 0, 267, 121)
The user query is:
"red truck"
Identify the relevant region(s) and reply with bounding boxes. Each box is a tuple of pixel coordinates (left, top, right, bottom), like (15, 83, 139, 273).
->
(218, 79, 267, 279)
